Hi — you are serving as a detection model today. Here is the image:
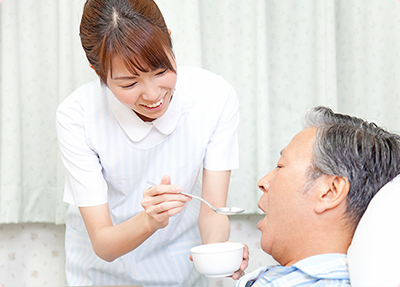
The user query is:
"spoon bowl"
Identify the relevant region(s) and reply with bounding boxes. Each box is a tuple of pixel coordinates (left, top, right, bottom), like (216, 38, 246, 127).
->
(147, 181, 245, 215)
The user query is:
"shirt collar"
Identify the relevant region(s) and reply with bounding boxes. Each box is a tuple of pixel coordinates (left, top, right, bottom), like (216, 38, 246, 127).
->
(235, 254, 349, 287)
(292, 253, 349, 280)
(106, 80, 182, 142)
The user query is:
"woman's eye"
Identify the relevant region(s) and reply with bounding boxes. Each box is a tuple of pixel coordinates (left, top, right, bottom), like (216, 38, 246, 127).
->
(121, 82, 137, 89)
(155, 69, 168, 76)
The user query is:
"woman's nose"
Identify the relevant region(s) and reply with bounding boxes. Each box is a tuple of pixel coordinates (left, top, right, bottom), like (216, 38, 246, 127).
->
(141, 81, 159, 101)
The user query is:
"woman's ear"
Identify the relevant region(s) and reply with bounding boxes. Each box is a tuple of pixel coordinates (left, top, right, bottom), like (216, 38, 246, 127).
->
(89, 64, 100, 76)
(315, 175, 350, 214)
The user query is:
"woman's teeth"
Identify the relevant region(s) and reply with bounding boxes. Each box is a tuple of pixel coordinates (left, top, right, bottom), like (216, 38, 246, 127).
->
(144, 98, 163, 108)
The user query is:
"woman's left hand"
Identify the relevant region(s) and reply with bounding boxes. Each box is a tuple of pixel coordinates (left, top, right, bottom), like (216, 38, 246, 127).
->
(231, 243, 249, 280)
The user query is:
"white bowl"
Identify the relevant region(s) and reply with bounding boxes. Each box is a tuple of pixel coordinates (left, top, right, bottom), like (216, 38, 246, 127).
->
(190, 242, 244, 278)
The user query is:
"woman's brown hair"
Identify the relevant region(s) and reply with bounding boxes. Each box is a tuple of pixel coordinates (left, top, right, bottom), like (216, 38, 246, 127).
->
(80, 0, 176, 85)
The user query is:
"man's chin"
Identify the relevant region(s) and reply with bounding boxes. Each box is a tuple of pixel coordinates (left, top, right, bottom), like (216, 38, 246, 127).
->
(256, 216, 267, 230)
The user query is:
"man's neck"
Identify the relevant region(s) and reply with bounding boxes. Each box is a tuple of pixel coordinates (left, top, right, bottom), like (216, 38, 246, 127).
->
(279, 227, 353, 267)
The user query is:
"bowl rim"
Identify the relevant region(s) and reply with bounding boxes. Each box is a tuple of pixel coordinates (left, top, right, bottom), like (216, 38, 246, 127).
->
(190, 242, 244, 254)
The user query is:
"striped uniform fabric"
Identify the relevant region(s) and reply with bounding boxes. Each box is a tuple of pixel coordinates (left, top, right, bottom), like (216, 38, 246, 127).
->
(235, 254, 350, 287)
(56, 66, 240, 286)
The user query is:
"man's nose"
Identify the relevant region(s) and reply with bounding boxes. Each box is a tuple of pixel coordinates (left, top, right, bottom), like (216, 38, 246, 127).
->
(257, 169, 275, 193)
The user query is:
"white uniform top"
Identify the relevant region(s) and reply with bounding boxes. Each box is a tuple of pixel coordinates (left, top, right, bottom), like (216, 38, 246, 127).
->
(56, 66, 240, 287)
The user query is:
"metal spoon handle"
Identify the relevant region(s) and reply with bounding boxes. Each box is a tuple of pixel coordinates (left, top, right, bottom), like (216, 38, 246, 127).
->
(146, 181, 213, 209)
(146, 181, 245, 215)
(180, 191, 213, 209)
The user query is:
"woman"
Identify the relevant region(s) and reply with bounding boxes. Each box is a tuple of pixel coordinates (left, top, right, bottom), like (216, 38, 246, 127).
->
(56, 0, 247, 286)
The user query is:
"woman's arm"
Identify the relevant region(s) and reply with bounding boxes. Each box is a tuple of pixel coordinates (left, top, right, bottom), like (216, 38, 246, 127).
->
(198, 169, 231, 244)
(199, 168, 249, 280)
(80, 175, 191, 262)
(80, 204, 154, 262)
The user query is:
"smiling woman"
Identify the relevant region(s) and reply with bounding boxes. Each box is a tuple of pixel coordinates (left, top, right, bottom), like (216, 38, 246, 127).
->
(55, 0, 244, 286)
(80, 0, 178, 122)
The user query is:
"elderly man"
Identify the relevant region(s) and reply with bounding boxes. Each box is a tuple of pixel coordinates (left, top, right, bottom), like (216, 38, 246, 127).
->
(235, 106, 400, 287)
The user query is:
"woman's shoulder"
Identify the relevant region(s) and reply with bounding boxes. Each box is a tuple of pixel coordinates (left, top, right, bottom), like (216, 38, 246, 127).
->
(69, 79, 102, 99)
(176, 66, 234, 94)
(178, 65, 230, 80)
(176, 66, 238, 115)
(58, 79, 102, 109)
(57, 79, 103, 119)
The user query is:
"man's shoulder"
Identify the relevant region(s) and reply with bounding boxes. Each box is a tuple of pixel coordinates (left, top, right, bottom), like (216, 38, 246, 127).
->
(293, 253, 349, 278)
(235, 254, 350, 287)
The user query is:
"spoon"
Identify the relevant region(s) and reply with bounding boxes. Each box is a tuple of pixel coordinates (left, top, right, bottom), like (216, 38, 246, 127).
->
(147, 181, 245, 215)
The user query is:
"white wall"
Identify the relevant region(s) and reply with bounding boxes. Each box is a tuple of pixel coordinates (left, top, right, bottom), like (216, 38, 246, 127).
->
(0, 215, 276, 287)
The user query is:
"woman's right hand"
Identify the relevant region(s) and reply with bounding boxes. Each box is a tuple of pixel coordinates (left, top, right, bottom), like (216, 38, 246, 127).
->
(141, 175, 191, 231)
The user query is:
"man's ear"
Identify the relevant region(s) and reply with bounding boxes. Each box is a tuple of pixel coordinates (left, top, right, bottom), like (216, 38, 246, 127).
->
(315, 175, 350, 214)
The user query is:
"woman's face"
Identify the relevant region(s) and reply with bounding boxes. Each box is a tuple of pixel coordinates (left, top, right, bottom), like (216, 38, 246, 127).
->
(107, 56, 177, 122)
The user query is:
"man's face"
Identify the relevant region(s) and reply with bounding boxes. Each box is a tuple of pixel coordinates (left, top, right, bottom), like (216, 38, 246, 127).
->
(256, 127, 317, 265)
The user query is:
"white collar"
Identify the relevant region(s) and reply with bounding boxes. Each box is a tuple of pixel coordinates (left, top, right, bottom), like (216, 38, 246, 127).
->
(106, 84, 182, 142)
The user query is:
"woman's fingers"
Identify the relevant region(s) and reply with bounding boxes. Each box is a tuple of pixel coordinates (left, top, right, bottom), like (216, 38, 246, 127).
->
(231, 269, 245, 280)
(142, 188, 190, 209)
(231, 243, 249, 280)
(145, 198, 188, 214)
(141, 182, 191, 229)
(147, 205, 185, 224)
(145, 184, 183, 197)
(143, 201, 187, 229)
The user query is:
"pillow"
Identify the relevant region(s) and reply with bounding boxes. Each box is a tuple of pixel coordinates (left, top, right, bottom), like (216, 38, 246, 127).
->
(348, 174, 400, 287)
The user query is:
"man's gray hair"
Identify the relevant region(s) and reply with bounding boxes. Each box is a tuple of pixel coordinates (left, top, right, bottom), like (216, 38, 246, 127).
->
(303, 106, 400, 227)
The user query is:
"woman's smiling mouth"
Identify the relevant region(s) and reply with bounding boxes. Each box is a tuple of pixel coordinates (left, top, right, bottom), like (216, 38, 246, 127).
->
(142, 95, 165, 109)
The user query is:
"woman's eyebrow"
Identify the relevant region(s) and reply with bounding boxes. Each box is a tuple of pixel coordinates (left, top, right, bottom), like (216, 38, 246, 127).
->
(112, 75, 138, 80)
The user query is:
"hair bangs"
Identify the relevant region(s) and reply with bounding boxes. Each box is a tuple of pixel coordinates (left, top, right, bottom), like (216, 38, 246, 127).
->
(100, 19, 175, 83)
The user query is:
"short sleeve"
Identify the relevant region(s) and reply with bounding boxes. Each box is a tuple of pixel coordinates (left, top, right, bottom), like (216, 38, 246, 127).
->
(56, 90, 108, 207)
(203, 82, 240, 171)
